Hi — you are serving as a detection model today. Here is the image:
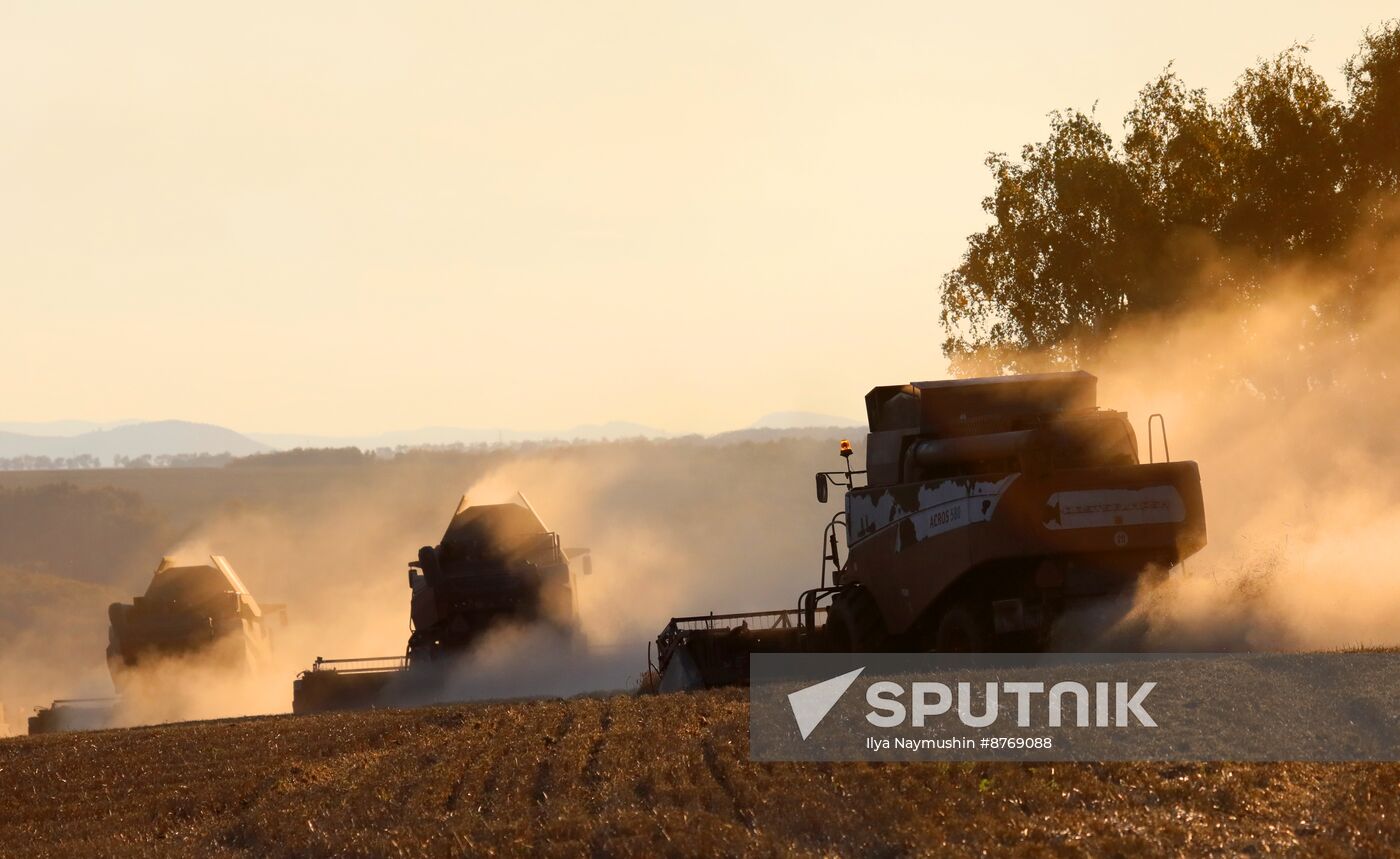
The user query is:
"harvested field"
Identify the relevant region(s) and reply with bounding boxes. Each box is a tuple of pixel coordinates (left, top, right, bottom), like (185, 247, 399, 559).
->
(1, 690, 1397, 857)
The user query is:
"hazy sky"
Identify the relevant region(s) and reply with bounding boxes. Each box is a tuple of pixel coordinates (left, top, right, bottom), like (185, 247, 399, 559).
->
(2, 2, 1394, 434)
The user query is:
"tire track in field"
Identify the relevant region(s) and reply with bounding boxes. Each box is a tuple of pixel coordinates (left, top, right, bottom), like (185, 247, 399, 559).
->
(582, 698, 615, 798)
(578, 694, 688, 855)
(433, 707, 524, 816)
(467, 700, 572, 824)
(531, 706, 579, 805)
(699, 737, 746, 824)
(695, 697, 758, 833)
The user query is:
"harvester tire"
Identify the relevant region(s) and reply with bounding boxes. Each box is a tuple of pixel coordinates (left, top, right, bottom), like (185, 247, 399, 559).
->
(828, 587, 892, 653)
(934, 602, 991, 653)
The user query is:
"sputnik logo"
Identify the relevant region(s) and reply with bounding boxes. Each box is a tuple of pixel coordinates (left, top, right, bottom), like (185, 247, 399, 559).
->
(787, 667, 865, 739)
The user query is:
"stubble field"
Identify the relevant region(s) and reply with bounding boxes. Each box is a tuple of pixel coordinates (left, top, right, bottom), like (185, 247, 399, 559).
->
(2, 689, 1397, 858)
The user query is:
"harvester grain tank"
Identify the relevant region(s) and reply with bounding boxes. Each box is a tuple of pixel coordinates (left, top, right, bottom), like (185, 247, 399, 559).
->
(652, 371, 1207, 690)
(292, 494, 590, 713)
(107, 555, 280, 688)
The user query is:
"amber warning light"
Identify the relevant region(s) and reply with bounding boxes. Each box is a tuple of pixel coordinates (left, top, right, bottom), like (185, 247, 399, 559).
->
(839, 439, 853, 458)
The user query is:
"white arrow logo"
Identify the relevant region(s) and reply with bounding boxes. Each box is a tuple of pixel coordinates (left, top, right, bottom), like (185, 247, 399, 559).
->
(787, 667, 865, 740)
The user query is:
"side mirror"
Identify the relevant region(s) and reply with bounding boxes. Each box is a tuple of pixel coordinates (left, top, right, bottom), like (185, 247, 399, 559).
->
(815, 473, 828, 503)
(260, 602, 290, 628)
(565, 548, 593, 575)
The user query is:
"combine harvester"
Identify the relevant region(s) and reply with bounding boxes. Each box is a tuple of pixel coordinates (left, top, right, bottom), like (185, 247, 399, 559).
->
(292, 494, 590, 714)
(29, 555, 285, 734)
(653, 371, 1208, 690)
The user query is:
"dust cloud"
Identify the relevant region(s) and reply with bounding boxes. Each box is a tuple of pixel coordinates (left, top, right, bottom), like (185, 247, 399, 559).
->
(11, 438, 845, 729)
(1084, 213, 1400, 650)
(430, 442, 842, 699)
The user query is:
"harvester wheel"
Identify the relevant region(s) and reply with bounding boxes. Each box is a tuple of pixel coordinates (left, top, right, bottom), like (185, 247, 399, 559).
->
(827, 587, 892, 653)
(934, 602, 991, 653)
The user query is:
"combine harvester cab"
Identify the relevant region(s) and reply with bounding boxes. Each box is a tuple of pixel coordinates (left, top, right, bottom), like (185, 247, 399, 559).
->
(407, 495, 582, 661)
(293, 494, 590, 714)
(29, 554, 286, 734)
(107, 555, 280, 689)
(653, 371, 1207, 690)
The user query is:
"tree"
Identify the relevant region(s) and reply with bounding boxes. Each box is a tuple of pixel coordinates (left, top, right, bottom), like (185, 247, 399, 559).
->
(940, 110, 1156, 374)
(1220, 46, 1349, 260)
(1345, 23, 1400, 196)
(940, 22, 1400, 373)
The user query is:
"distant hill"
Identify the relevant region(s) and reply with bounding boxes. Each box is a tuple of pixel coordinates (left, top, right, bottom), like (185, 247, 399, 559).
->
(0, 420, 269, 461)
(249, 421, 669, 450)
(0, 414, 865, 461)
(703, 426, 858, 445)
(748, 411, 862, 429)
(0, 420, 140, 436)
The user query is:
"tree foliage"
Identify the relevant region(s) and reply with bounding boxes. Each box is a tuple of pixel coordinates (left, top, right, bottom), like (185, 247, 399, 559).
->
(0, 484, 170, 584)
(941, 23, 1400, 374)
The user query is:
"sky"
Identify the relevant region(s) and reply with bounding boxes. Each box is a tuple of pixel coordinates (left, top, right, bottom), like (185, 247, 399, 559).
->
(2, 2, 1395, 435)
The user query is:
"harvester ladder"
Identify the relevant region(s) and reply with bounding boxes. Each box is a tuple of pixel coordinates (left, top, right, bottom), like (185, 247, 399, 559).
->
(820, 511, 849, 588)
(1147, 413, 1171, 463)
(1147, 412, 1190, 575)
